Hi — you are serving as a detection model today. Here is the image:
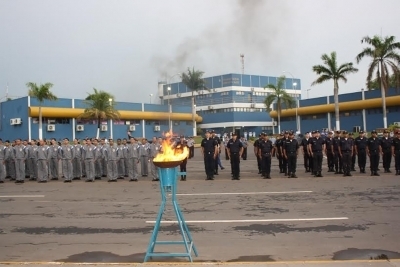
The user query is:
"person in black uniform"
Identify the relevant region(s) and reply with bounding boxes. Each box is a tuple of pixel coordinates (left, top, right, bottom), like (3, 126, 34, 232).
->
(392, 131, 400, 176)
(227, 133, 243, 180)
(333, 130, 343, 174)
(177, 136, 188, 181)
(275, 134, 284, 173)
(280, 131, 290, 175)
(367, 130, 381, 176)
(258, 133, 275, 179)
(325, 131, 335, 172)
(283, 131, 299, 178)
(338, 131, 354, 176)
(349, 132, 357, 171)
(301, 132, 312, 173)
(211, 131, 221, 176)
(355, 130, 367, 173)
(201, 130, 218, 180)
(380, 129, 393, 173)
(253, 134, 263, 174)
(308, 130, 325, 177)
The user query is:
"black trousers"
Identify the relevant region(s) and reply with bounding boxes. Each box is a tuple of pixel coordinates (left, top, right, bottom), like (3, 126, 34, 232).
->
(395, 152, 400, 171)
(189, 146, 194, 159)
(230, 152, 240, 178)
(369, 153, 380, 172)
(351, 153, 356, 169)
(282, 155, 288, 173)
(287, 152, 297, 174)
(327, 150, 334, 169)
(261, 154, 271, 175)
(382, 150, 392, 170)
(257, 155, 262, 172)
(313, 152, 323, 173)
(241, 148, 247, 160)
(204, 152, 215, 177)
(357, 150, 366, 169)
(334, 150, 343, 171)
(277, 153, 283, 171)
(303, 151, 310, 170)
(214, 153, 220, 173)
(225, 148, 229, 160)
(180, 158, 187, 178)
(342, 152, 352, 174)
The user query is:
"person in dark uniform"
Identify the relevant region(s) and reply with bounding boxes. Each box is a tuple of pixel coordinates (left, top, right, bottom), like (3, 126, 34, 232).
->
(348, 133, 356, 171)
(201, 130, 218, 180)
(211, 131, 221, 176)
(283, 131, 299, 178)
(338, 131, 354, 176)
(308, 130, 325, 177)
(280, 131, 290, 175)
(301, 132, 312, 173)
(275, 134, 284, 173)
(367, 130, 381, 176)
(355, 130, 367, 173)
(227, 133, 243, 180)
(254, 134, 263, 174)
(258, 133, 275, 179)
(380, 130, 393, 173)
(333, 130, 343, 174)
(175, 136, 189, 181)
(240, 136, 248, 160)
(392, 131, 400, 176)
(325, 131, 335, 172)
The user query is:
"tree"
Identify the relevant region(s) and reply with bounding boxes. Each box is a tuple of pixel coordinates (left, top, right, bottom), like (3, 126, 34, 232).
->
(311, 52, 358, 130)
(27, 82, 58, 139)
(367, 73, 399, 90)
(181, 67, 208, 136)
(264, 75, 295, 134)
(78, 88, 120, 139)
(356, 35, 400, 128)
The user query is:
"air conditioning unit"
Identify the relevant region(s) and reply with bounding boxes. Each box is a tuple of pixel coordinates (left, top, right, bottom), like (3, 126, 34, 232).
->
(101, 125, 108, 132)
(76, 125, 84, 132)
(250, 103, 256, 108)
(47, 124, 55, 131)
(394, 122, 400, 127)
(129, 125, 136, 131)
(10, 119, 16, 125)
(154, 125, 161, 132)
(48, 119, 56, 124)
(208, 105, 213, 110)
(14, 118, 22, 125)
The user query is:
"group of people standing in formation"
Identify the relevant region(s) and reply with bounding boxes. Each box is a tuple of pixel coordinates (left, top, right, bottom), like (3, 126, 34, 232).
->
(0, 133, 195, 184)
(253, 129, 400, 179)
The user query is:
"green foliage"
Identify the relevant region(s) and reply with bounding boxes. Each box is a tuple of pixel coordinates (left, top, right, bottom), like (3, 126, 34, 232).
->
(181, 67, 208, 95)
(356, 35, 400, 91)
(264, 75, 295, 112)
(27, 82, 58, 103)
(79, 88, 120, 126)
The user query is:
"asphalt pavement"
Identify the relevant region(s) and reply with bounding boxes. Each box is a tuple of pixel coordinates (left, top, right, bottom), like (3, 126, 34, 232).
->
(0, 144, 399, 267)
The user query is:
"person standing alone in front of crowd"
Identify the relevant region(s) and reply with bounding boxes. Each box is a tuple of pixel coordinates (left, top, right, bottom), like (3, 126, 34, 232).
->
(355, 131, 367, 173)
(308, 130, 325, 178)
(60, 138, 74, 183)
(338, 131, 354, 176)
(283, 131, 299, 178)
(392, 131, 400, 176)
(227, 133, 243, 180)
(367, 130, 381, 176)
(201, 130, 218, 180)
(258, 133, 275, 179)
(381, 130, 393, 173)
(13, 138, 27, 183)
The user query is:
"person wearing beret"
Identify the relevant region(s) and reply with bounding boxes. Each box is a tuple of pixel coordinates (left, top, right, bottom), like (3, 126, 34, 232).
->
(367, 130, 381, 176)
(380, 130, 393, 173)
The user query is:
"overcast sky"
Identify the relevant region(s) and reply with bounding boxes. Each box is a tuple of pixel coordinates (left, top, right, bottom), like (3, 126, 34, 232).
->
(0, 0, 399, 103)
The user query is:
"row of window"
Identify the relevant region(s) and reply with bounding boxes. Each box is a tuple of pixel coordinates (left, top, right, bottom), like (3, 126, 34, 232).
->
(31, 118, 190, 126)
(201, 108, 266, 114)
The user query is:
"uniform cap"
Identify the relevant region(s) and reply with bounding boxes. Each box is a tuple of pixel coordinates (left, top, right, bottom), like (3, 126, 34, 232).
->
(383, 130, 389, 133)
(284, 131, 289, 134)
(328, 131, 333, 135)
(305, 132, 309, 134)
(211, 130, 215, 133)
(335, 130, 341, 134)
(232, 133, 237, 136)
(289, 132, 294, 136)
(205, 130, 211, 133)
(258, 133, 262, 137)
(279, 133, 284, 136)
(342, 130, 348, 134)
(311, 130, 316, 134)
(350, 132, 354, 136)
(371, 130, 377, 134)
(359, 130, 364, 134)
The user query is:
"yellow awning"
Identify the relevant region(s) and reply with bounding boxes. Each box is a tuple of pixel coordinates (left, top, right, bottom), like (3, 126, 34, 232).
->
(29, 107, 203, 123)
(269, 95, 400, 118)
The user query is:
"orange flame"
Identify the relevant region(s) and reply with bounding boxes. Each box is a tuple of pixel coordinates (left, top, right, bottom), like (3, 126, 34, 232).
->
(153, 130, 189, 162)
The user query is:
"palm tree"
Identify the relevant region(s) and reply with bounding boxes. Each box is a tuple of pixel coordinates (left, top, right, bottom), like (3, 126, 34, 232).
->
(311, 52, 358, 130)
(78, 88, 120, 139)
(181, 67, 208, 136)
(264, 75, 295, 133)
(27, 82, 58, 139)
(356, 35, 400, 128)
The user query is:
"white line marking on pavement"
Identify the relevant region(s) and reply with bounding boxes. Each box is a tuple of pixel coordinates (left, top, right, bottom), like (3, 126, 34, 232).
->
(146, 217, 349, 224)
(0, 195, 45, 198)
(175, 191, 313, 196)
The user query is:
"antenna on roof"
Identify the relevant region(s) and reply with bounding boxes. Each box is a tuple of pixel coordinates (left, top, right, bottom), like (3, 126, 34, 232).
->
(240, 54, 244, 75)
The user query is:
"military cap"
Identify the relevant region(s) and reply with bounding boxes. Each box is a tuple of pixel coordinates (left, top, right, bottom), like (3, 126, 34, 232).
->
(371, 130, 377, 134)
(289, 131, 294, 136)
(232, 132, 237, 136)
(335, 130, 341, 134)
(211, 130, 215, 133)
(205, 130, 211, 133)
(328, 131, 333, 134)
(342, 130, 348, 134)
(311, 130, 316, 134)
(284, 131, 289, 134)
(258, 133, 262, 137)
(383, 129, 389, 133)
(359, 130, 364, 134)
(279, 133, 284, 136)
(349, 132, 354, 136)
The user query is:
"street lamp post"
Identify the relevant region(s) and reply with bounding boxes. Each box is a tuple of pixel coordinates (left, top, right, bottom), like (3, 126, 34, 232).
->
(283, 71, 300, 133)
(149, 94, 153, 104)
(109, 98, 113, 139)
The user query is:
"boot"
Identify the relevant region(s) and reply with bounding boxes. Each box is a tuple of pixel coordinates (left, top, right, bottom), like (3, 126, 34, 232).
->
(292, 173, 298, 178)
(371, 171, 374, 176)
(387, 169, 392, 173)
(374, 172, 380, 176)
(396, 171, 399, 176)
(347, 172, 352, 177)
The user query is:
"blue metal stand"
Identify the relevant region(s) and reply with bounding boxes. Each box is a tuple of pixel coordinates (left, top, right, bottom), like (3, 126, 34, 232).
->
(144, 167, 198, 262)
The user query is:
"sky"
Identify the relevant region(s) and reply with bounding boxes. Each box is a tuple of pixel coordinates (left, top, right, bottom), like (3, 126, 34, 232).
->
(0, 0, 399, 103)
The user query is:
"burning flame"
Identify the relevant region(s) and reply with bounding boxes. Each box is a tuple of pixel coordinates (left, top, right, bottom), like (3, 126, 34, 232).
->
(153, 130, 189, 162)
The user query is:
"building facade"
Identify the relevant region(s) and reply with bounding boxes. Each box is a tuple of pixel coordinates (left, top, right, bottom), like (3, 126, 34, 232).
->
(159, 73, 301, 136)
(273, 88, 400, 133)
(1, 96, 201, 141)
